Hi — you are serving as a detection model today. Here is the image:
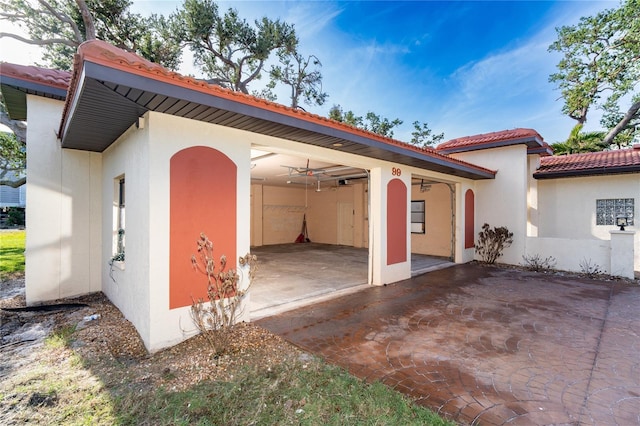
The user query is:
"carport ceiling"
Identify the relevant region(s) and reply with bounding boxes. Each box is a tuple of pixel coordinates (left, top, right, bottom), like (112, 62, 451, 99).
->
(250, 150, 368, 188)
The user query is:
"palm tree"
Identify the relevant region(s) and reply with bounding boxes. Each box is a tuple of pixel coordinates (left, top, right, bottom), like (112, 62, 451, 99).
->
(551, 124, 607, 155)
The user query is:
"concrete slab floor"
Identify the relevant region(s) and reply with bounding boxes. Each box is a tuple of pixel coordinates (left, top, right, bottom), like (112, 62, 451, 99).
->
(249, 243, 453, 319)
(257, 263, 640, 425)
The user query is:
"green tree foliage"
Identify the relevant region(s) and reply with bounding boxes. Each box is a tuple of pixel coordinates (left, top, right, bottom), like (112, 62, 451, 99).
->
(0, 132, 25, 188)
(549, 0, 640, 147)
(328, 105, 363, 127)
(0, 95, 26, 188)
(410, 120, 445, 147)
(172, 0, 297, 94)
(328, 105, 403, 138)
(268, 52, 328, 109)
(0, 0, 182, 71)
(551, 124, 607, 155)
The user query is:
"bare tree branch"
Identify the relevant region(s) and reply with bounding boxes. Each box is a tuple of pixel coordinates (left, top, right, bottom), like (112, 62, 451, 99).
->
(0, 32, 78, 47)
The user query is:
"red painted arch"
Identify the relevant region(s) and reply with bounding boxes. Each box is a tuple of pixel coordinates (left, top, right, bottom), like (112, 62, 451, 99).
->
(387, 179, 407, 265)
(170, 146, 237, 309)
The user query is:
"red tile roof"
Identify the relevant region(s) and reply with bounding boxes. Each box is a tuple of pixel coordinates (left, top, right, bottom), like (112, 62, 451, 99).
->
(437, 128, 552, 155)
(0, 63, 71, 90)
(534, 146, 640, 179)
(61, 40, 496, 177)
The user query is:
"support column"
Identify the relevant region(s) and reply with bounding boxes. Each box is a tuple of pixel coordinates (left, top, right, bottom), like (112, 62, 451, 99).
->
(609, 230, 635, 280)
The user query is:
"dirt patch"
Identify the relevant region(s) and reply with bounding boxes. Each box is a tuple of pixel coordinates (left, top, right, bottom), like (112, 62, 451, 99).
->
(1, 276, 305, 422)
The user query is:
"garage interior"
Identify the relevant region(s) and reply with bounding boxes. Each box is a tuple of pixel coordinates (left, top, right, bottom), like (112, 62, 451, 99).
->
(248, 148, 455, 318)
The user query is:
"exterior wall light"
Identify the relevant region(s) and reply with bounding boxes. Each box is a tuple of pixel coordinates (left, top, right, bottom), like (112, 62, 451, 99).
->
(616, 215, 628, 231)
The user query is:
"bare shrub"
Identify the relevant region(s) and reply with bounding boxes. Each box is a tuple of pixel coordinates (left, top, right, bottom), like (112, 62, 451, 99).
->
(579, 258, 603, 278)
(476, 223, 514, 264)
(190, 233, 258, 357)
(521, 254, 557, 272)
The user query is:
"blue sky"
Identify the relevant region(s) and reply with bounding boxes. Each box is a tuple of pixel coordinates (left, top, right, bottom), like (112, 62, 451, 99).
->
(1, 0, 619, 144)
(133, 0, 619, 144)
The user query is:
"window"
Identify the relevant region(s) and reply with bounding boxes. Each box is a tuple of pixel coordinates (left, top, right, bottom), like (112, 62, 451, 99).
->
(596, 198, 634, 226)
(411, 200, 425, 234)
(113, 177, 125, 260)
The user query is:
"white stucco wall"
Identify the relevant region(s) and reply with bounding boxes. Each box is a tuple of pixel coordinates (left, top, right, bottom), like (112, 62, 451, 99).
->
(25, 95, 102, 304)
(450, 145, 529, 265)
(537, 174, 639, 272)
(103, 112, 252, 351)
(148, 112, 251, 351)
(101, 117, 152, 346)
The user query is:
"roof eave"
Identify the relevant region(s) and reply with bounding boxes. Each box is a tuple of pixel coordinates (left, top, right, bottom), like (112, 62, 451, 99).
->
(439, 136, 545, 155)
(0, 75, 68, 120)
(61, 60, 495, 180)
(533, 165, 640, 179)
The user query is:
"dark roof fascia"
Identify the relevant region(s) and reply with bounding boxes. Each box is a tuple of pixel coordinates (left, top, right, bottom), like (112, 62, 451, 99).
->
(528, 145, 553, 156)
(1, 75, 68, 121)
(79, 61, 495, 180)
(0, 75, 68, 99)
(533, 165, 640, 179)
(439, 136, 544, 155)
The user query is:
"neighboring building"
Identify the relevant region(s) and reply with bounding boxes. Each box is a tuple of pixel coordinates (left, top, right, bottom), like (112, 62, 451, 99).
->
(1, 40, 637, 351)
(0, 172, 26, 208)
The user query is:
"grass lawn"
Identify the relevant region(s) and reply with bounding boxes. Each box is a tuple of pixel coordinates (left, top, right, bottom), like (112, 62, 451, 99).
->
(0, 229, 25, 279)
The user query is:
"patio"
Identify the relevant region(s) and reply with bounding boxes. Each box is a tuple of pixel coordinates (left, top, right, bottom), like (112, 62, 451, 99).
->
(257, 263, 640, 425)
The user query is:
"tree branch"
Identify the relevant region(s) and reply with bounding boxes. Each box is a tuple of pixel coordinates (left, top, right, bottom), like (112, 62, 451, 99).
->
(602, 100, 640, 145)
(0, 176, 26, 188)
(75, 0, 96, 40)
(36, 0, 84, 44)
(0, 110, 27, 144)
(0, 32, 78, 48)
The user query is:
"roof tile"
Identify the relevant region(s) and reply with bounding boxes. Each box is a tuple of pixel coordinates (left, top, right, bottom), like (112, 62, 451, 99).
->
(534, 147, 640, 178)
(0, 63, 71, 89)
(437, 128, 545, 153)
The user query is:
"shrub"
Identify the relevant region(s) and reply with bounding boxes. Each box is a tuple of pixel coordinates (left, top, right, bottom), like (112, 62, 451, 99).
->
(521, 254, 556, 272)
(579, 258, 603, 278)
(6, 207, 25, 227)
(190, 233, 258, 357)
(476, 223, 513, 264)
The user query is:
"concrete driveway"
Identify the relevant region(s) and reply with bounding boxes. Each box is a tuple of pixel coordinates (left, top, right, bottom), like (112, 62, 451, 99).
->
(257, 263, 640, 425)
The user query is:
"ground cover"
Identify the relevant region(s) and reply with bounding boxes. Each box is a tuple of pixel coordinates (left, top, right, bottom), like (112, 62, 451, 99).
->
(0, 230, 25, 279)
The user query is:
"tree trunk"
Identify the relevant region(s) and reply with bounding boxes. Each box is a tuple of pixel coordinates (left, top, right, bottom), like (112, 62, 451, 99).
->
(75, 0, 96, 41)
(602, 100, 640, 146)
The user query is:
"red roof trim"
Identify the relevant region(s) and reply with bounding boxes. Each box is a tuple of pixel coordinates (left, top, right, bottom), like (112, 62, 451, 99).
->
(437, 128, 547, 154)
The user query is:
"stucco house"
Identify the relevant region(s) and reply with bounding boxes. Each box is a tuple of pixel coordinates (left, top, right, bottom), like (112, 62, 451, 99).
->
(1, 40, 637, 351)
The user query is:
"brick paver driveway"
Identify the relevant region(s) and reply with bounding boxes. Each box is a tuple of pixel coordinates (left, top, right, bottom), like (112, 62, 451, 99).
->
(257, 263, 640, 425)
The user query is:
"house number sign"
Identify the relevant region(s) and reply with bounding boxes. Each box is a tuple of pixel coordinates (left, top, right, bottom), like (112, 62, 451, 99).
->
(392, 167, 402, 176)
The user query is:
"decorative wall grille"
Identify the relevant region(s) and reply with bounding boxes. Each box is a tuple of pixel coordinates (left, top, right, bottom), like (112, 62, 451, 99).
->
(596, 198, 634, 226)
